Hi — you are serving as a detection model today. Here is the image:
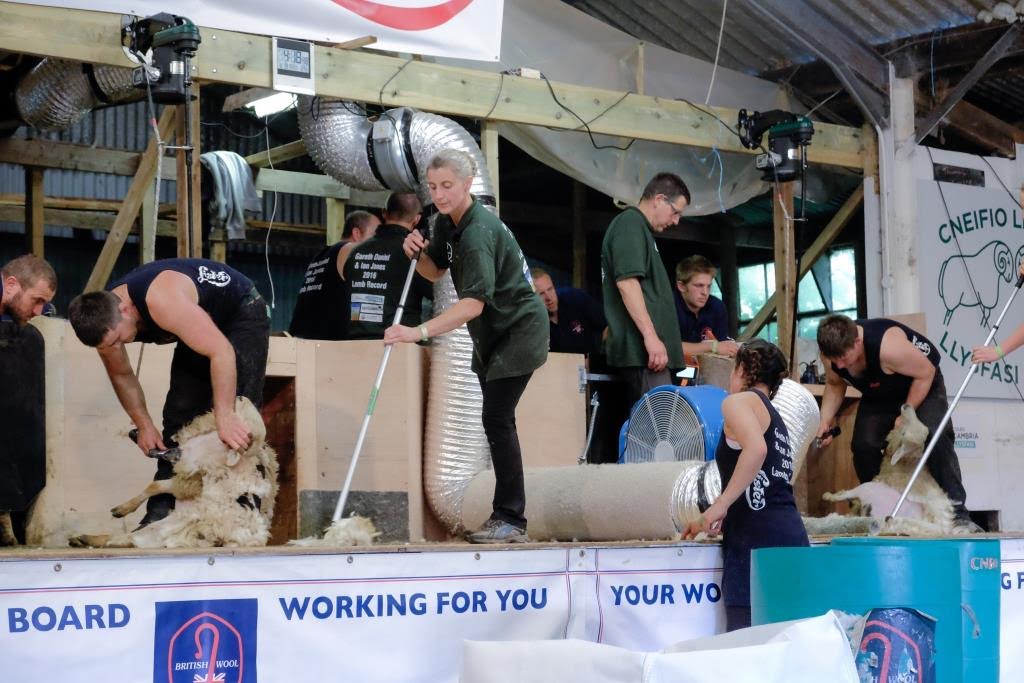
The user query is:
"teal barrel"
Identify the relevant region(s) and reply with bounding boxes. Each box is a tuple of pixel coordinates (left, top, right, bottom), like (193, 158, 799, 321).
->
(832, 537, 1001, 683)
(751, 541, 982, 683)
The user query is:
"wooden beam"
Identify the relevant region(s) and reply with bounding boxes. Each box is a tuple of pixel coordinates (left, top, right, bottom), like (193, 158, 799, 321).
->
(0, 205, 176, 236)
(572, 180, 586, 289)
(0, 2, 865, 170)
(255, 168, 351, 199)
(0, 194, 175, 214)
(773, 183, 797, 371)
(325, 198, 345, 244)
(24, 166, 43, 257)
(140, 187, 156, 264)
(740, 184, 864, 340)
(916, 23, 1022, 144)
(0, 137, 176, 179)
(480, 121, 500, 212)
(331, 35, 377, 50)
(634, 42, 645, 96)
(85, 107, 176, 293)
(222, 87, 277, 112)
(245, 140, 308, 168)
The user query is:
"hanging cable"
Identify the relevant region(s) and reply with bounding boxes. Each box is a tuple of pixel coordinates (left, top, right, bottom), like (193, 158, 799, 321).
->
(263, 123, 278, 310)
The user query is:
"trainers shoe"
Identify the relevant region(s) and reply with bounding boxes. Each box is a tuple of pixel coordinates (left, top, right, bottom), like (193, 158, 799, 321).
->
(465, 518, 530, 544)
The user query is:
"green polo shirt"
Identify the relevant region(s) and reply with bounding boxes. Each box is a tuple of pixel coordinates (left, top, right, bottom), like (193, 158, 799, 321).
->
(600, 206, 684, 369)
(427, 200, 548, 380)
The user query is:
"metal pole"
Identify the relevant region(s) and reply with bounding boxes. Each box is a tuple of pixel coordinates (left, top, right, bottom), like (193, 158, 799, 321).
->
(331, 250, 423, 523)
(182, 54, 195, 257)
(888, 277, 1024, 520)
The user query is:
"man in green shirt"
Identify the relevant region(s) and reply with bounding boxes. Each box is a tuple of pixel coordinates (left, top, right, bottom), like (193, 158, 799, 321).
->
(384, 149, 548, 544)
(599, 172, 689, 453)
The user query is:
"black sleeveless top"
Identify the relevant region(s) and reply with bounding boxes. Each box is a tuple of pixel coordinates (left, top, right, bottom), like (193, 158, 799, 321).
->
(289, 242, 349, 340)
(110, 259, 253, 345)
(715, 389, 809, 606)
(831, 318, 940, 404)
(344, 224, 432, 340)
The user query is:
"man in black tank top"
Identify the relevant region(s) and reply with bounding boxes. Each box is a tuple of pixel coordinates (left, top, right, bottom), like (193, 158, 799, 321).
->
(289, 210, 380, 339)
(343, 193, 431, 339)
(816, 314, 971, 526)
(68, 258, 270, 527)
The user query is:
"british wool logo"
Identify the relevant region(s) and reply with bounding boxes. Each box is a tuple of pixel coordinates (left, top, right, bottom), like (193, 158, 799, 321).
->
(154, 598, 257, 683)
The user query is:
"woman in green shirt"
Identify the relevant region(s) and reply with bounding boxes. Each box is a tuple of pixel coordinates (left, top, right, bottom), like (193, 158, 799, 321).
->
(384, 149, 548, 544)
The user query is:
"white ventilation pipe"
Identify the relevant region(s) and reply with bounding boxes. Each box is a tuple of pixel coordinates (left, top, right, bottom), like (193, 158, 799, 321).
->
(15, 59, 142, 131)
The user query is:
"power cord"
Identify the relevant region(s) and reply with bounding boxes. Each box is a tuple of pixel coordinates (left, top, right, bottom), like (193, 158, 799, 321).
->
(263, 123, 278, 311)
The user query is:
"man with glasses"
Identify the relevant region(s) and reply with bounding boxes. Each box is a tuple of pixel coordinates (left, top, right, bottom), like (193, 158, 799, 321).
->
(600, 173, 690, 443)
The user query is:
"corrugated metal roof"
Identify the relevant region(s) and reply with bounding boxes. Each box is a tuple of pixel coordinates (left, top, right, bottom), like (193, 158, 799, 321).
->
(562, 0, 996, 75)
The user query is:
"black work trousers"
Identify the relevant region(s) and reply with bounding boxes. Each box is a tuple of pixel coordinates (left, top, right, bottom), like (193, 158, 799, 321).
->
(590, 366, 673, 464)
(851, 369, 969, 521)
(477, 372, 534, 530)
(144, 294, 270, 524)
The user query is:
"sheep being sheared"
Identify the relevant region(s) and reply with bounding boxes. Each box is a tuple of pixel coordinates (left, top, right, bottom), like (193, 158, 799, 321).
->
(71, 396, 278, 549)
(822, 404, 957, 535)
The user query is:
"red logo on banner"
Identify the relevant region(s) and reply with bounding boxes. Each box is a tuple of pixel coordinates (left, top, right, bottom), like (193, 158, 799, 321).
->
(331, 0, 474, 31)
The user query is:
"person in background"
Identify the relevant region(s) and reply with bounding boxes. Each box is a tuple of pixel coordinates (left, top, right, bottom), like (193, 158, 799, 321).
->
(817, 314, 972, 530)
(0, 255, 57, 325)
(674, 255, 739, 360)
(531, 267, 604, 356)
(68, 258, 269, 528)
(684, 339, 809, 631)
(289, 210, 381, 340)
(343, 193, 432, 339)
(384, 148, 548, 544)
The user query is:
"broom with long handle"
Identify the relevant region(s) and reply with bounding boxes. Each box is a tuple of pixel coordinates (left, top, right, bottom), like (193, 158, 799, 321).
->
(888, 272, 1024, 522)
(330, 240, 423, 528)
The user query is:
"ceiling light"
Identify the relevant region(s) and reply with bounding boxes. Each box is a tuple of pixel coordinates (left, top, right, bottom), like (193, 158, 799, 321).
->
(247, 92, 297, 119)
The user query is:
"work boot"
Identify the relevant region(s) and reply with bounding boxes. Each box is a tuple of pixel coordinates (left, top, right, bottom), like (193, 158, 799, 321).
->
(465, 518, 529, 544)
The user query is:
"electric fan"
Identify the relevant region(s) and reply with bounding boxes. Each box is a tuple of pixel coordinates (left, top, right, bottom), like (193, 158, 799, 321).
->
(617, 385, 727, 463)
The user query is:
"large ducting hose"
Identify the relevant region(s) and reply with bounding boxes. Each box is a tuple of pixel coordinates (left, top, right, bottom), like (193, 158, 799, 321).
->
(15, 59, 141, 131)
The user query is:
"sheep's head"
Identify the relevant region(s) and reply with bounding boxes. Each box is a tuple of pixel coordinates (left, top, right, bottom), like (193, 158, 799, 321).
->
(995, 241, 1014, 283)
(885, 404, 929, 465)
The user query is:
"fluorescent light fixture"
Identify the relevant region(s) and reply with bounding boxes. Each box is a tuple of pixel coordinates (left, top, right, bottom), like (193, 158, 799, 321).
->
(247, 92, 297, 119)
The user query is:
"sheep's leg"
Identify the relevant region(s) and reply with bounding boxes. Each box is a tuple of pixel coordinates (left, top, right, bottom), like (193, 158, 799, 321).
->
(0, 511, 17, 546)
(111, 480, 177, 518)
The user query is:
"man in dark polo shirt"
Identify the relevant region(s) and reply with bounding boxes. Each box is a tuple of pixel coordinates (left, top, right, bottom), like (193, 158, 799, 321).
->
(531, 267, 604, 356)
(601, 173, 688, 433)
(344, 193, 432, 339)
(674, 255, 738, 361)
(289, 210, 380, 339)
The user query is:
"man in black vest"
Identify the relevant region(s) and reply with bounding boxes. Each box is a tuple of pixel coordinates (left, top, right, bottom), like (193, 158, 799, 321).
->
(68, 258, 270, 526)
(289, 210, 381, 339)
(344, 193, 432, 338)
(816, 314, 971, 528)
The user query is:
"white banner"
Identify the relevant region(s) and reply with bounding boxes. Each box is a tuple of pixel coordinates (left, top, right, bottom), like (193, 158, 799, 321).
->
(1003, 539, 1024, 682)
(0, 544, 723, 682)
(917, 181, 1024, 399)
(10, 0, 503, 62)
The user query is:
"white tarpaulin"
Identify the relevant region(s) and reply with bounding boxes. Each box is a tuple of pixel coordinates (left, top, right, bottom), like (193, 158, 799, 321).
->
(446, 0, 789, 216)
(8, 0, 504, 62)
(460, 612, 859, 683)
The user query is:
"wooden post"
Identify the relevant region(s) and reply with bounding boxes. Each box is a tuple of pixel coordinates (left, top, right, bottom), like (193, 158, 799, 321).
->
(719, 223, 740, 337)
(325, 198, 346, 245)
(634, 42, 645, 95)
(175, 89, 202, 258)
(140, 188, 156, 264)
(772, 182, 797, 372)
(24, 166, 44, 257)
(84, 107, 176, 293)
(189, 89, 202, 258)
(209, 228, 227, 263)
(572, 180, 586, 289)
(481, 121, 500, 213)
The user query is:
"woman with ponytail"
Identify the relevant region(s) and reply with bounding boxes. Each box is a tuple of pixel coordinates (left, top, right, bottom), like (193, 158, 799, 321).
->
(684, 338, 809, 631)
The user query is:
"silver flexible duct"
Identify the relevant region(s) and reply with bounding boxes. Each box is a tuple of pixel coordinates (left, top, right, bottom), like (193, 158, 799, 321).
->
(771, 379, 820, 482)
(15, 59, 141, 131)
(296, 99, 385, 192)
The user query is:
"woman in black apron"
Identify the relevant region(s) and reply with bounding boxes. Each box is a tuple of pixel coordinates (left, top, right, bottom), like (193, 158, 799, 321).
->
(684, 339, 809, 631)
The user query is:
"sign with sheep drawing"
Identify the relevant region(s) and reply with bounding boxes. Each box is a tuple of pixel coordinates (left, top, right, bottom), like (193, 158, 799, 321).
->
(919, 181, 1024, 398)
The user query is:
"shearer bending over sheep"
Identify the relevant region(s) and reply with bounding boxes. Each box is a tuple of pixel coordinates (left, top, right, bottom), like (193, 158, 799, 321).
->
(815, 314, 973, 531)
(68, 258, 270, 529)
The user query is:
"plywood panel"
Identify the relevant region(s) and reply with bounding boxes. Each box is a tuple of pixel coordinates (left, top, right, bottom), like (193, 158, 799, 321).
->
(517, 352, 587, 468)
